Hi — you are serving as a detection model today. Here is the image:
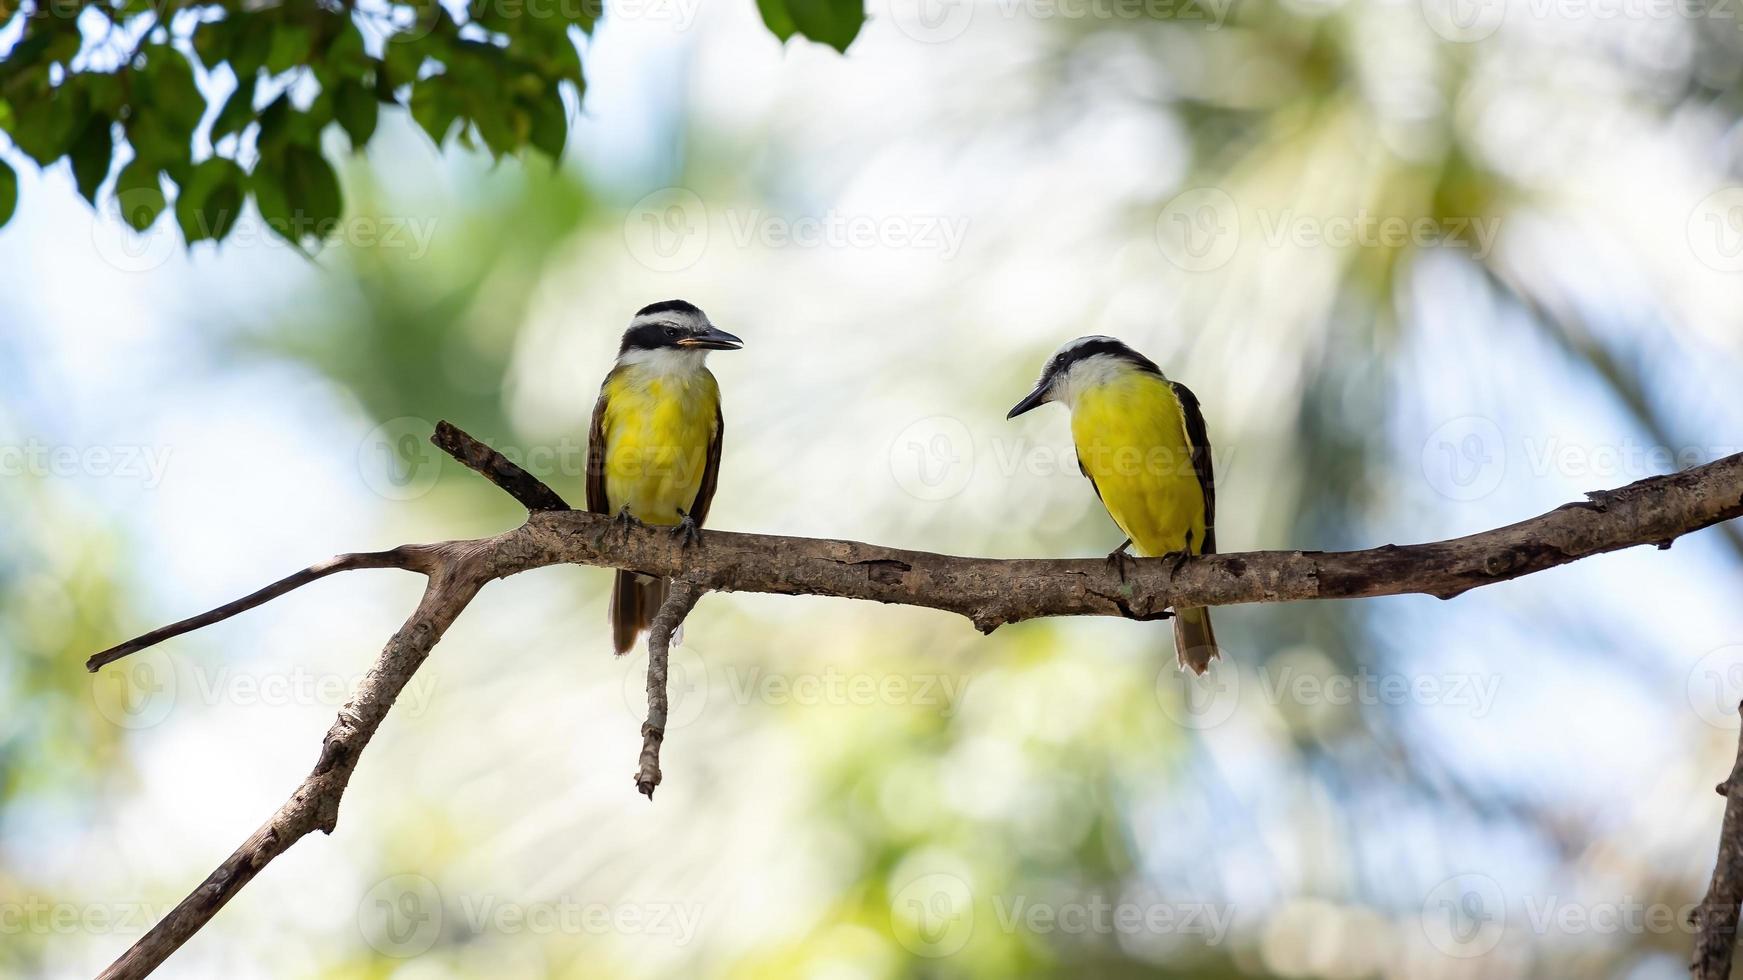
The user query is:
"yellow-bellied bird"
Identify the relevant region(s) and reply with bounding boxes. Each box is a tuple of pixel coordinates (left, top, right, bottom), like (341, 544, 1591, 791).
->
(1007, 336, 1220, 673)
(586, 300, 743, 654)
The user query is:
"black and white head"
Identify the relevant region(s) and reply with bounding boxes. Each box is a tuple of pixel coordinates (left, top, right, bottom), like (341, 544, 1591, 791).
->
(1007, 336, 1163, 418)
(617, 300, 743, 368)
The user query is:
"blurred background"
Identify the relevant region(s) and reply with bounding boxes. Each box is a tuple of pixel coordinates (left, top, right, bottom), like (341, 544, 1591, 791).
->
(6, 0, 1743, 976)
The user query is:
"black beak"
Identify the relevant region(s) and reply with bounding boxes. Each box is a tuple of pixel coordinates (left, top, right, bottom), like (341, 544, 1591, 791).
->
(1007, 384, 1049, 419)
(677, 326, 744, 350)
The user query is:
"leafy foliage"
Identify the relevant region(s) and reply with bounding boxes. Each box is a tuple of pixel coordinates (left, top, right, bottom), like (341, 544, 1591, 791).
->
(0, 0, 866, 247)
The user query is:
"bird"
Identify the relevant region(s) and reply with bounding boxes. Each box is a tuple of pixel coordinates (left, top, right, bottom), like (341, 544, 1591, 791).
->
(1007, 336, 1220, 673)
(586, 300, 743, 654)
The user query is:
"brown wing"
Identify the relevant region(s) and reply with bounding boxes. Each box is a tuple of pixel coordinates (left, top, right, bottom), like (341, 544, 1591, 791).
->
(686, 402, 724, 526)
(1170, 380, 1215, 554)
(1076, 452, 1104, 503)
(585, 372, 614, 515)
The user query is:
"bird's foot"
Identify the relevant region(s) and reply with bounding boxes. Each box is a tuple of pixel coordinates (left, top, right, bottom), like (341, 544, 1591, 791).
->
(614, 506, 641, 542)
(1104, 538, 1136, 583)
(1161, 549, 1191, 577)
(672, 508, 703, 549)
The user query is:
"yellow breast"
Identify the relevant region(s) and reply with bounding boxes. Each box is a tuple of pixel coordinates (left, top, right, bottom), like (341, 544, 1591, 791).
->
(601, 366, 720, 526)
(1070, 372, 1205, 558)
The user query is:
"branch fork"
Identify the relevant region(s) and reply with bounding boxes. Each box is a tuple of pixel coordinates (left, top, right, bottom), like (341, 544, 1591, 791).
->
(79, 422, 1743, 978)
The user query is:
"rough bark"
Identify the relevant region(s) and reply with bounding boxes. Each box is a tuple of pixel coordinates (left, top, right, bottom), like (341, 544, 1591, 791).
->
(1693, 703, 1743, 979)
(82, 422, 1743, 979)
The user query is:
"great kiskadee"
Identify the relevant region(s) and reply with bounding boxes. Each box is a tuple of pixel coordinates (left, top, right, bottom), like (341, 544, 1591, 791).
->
(1007, 336, 1220, 673)
(586, 300, 743, 654)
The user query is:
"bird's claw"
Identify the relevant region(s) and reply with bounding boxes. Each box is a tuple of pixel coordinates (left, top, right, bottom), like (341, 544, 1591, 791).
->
(672, 509, 703, 549)
(614, 506, 641, 542)
(1104, 538, 1136, 583)
(1165, 549, 1190, 576)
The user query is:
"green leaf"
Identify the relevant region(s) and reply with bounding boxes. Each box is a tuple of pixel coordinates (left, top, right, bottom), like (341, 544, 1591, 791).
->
(335, 81, 378, 152)
(70, 115, 114, 204)
(231, 15, 274, 80)
(192, 16, 233, 69)
(409, 77, 459, 147)
(266, 24, 313, 75)
(756, 0, 797, 42)
(529, 89, 566, 161)
(211, 74, 257, 143)
(115, 158, 166, 232)
(759, 0, 864, 51)
(0, 158, 17, 229)
(252, 145, 342, 247)
(8, 88, 82, 166)
(145, 46, 204, 133)
(326, 19, 370, 80)
(175, 156, 246, 243)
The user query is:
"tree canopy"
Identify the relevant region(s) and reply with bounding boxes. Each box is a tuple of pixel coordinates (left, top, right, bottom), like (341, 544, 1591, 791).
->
(0, 0, 865, 247)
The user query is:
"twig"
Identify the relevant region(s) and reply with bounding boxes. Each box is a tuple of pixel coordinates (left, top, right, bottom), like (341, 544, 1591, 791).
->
(636, 581, 704, 799)
(431, 419, 571, 511)
(85, 547, 436, 672)
(1692, 702, 1743, 979)
(93, 559, 487, 980)
(81, 422, 1743, 978)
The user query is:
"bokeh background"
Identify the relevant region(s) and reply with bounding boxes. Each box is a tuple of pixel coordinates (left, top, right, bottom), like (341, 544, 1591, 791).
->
(7, 0, 1743, 976)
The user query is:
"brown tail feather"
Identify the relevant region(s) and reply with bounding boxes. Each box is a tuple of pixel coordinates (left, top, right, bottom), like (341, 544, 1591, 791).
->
(610, 572, 669, 655)
(1172, 607, 1219, 675)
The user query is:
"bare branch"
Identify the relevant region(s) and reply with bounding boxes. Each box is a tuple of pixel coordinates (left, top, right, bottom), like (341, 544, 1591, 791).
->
(85, 546, 438, 672)
(636, 581, 704, 799)
(432, 419, 571, 512)
(1693, 703, 1743, 979)
(94, 556, 487, 980)
(81, 424, 1743, 978)
(488, 451, 1743, 630)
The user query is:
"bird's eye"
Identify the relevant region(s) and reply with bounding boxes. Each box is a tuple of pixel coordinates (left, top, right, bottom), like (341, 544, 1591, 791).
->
(663, 325, 680, 338)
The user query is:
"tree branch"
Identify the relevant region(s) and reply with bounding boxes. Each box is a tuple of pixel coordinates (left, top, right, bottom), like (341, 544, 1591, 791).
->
(636, 581, 704, 799)
(85, 546, 438, 672)
(94, 555, 488, 980)
(1693, 703, 1743, 979)
(82, 422, 1743, 978)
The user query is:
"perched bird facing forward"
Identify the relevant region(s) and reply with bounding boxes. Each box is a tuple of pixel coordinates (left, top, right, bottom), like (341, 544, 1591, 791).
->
(586, 300, 743, 654)
(1007, 336, 1220, 673)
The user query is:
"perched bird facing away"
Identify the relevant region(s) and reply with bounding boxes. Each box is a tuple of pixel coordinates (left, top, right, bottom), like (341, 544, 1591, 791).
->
(1007, 336, 1220, 673)
(586, 300, 743, 654)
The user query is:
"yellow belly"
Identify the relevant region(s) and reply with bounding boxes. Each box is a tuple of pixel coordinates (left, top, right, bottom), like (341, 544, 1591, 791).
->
(1071, 374, 1205, 558)
(601, 369, 719, 526)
